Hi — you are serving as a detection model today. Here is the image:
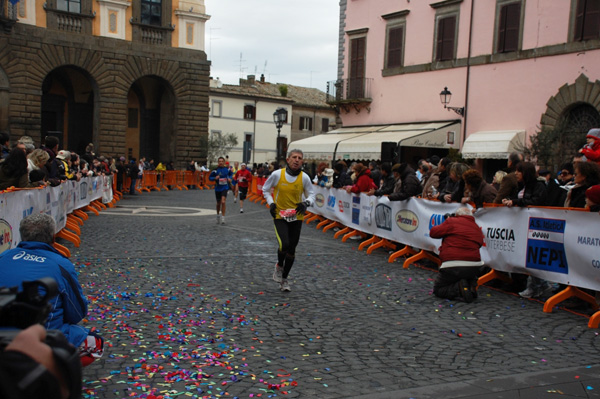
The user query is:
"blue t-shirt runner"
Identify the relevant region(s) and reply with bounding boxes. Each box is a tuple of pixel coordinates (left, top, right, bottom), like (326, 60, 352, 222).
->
(209, 157, 233, 224)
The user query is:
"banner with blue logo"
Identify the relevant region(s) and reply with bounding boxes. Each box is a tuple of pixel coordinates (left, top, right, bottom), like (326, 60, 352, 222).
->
(309, 186, 600, 291)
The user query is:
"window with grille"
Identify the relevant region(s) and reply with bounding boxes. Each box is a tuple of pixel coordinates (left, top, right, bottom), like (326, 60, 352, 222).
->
(435, 15, 456, 61)
(497, 2, 521, 53)
(141, 0, 162, 26)
(574, 0, 600, 41)
(57, 0, 81, 13)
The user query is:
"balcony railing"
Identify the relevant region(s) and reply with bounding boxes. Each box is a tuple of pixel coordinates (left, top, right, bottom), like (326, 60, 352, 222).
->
(326, 78, 373, 113)
(44, 6, 94, 34)
(326, 78, 373, 103)
(131, 21, 174, 46)
(0, 0, 17, 33)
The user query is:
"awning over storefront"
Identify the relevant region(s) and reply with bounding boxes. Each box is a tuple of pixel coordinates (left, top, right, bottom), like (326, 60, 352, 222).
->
(289, 121, 461, 161)
(461, 130, 525, 159)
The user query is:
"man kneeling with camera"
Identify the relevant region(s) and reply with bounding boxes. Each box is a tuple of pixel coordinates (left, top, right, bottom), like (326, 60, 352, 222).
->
(0, 214, 103, 366)
(429, 207, 485, 303)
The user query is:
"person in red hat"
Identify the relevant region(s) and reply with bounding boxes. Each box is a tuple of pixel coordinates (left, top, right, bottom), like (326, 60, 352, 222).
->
(585, 184, 600, 212)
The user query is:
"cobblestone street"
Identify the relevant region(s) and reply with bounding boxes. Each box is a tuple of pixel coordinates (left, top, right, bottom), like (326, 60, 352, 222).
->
(74, 189, 600, 398)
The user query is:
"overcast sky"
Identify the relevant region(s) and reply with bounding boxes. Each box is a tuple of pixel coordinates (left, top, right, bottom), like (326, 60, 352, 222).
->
(204, 0, 340, 93)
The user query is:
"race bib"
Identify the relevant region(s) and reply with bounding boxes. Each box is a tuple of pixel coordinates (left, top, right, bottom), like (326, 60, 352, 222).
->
(218, 178, 227, 185)
(279, 209, 297, 222)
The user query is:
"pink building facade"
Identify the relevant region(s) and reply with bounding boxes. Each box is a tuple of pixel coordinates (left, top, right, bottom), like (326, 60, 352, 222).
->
(327, 0, 600, 175)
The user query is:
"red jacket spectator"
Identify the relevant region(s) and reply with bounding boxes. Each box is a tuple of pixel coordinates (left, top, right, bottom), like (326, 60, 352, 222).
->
(429, 214, 483, 262)
(348, 164, 377, 194)
(581, 128, 600, 165)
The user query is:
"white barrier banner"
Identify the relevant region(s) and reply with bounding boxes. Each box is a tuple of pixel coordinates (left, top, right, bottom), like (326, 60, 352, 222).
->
(0, 176, 107, 252)
(308, 186, 600, 291)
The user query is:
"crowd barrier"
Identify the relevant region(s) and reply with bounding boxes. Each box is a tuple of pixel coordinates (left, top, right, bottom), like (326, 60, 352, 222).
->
(0, 175, 113, 258)
(298, 185, 600, 328)
(119, 171, 213, 194)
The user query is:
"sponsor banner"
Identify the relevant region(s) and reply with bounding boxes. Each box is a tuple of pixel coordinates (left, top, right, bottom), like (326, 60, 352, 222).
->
(0, 176, 106, 251)
(308, 186, 600, 291)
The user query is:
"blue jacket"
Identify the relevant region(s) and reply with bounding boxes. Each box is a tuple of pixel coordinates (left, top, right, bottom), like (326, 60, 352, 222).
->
(0, 241, 89, 347)
(209, 167, 233, 192)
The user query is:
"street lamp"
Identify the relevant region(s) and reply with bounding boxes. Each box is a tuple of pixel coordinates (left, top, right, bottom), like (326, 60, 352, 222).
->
(273, 107, 288, 163)
(439, 87, 465, 117)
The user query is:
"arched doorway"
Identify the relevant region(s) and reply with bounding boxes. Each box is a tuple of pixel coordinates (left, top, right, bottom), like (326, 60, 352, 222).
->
(41, 66, 98, 153)
(126, 76, 176, 163)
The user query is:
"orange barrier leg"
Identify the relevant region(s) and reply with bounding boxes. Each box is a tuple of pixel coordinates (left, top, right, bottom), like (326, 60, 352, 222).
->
(342, 229, 365, 243)
(52, 241, 70, 258)
(388, 245, 418, 263)
(477, 269, 512, 287)
(322, 221, 343, 233)
(589, 310, 600, 328)
(403, 249, 440, 269)
(82, 205, 99, 216)
(358, 235, 379, 251)
(305, 214, 324, 224)
(68, 214, 84, 226)
(543, 285, 599, 313)
(56, 229, 81, 247)
(93, 200, 107, 210)
(333, 226, 351, 239)
(366, 238, 395, 255)
(316, 218, 331, 230)
(74, 209, 89, 221)
(65, 220, 81, 235)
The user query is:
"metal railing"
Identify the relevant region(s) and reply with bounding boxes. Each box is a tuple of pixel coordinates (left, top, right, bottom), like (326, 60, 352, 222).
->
(326, 78, 373, 103)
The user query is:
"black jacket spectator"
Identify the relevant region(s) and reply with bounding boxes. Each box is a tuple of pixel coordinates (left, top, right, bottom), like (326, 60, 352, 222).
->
(388, 164, 421, 201)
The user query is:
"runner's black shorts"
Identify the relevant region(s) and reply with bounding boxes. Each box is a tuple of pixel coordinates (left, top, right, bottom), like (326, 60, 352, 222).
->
(215, 189, 228, 202)
(238, 186, 248, 200)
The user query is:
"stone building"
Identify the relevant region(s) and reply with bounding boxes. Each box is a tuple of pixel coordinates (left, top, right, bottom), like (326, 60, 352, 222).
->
(0, 0, 210, 166)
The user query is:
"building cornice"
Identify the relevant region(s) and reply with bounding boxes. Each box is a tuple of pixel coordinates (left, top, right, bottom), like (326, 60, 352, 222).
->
(430, 0, 464, 9)
(382, 10, 410, 20)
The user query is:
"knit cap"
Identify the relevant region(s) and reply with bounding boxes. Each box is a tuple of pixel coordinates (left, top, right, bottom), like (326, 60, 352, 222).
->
(586, 184, 600, 204)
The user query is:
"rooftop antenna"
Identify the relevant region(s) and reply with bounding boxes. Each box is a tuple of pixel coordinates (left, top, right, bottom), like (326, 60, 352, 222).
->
(236, 52, 247, 79)
(262, 60, 268, 75)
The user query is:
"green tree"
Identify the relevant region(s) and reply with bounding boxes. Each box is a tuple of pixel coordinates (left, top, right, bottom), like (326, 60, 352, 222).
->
(524, 123, 586, 171)
(200, 133, 238, 166)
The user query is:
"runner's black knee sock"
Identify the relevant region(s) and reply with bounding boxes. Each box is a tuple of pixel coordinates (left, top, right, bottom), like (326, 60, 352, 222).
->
(277, 250, 286, 267)
(282, 255, 295, 279)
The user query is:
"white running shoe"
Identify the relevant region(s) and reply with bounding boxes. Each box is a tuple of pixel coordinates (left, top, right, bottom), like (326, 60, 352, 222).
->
(216, 215, 221, 224)
(234, 197, 237, 203)
(221, 216, 225, 224)
(273, 263, 283, 283)
(240, 209, 244, 213)
(280, 278, 291, 292)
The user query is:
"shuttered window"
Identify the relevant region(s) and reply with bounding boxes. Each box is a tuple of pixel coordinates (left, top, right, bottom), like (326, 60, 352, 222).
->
(497, 2, 521, 52)
(243, 105, 255, 120)
(349, 37, 366, 98)
(436, 16, 456, 61)
(386, 26, 404, 68)
(574, 0, 600, 41)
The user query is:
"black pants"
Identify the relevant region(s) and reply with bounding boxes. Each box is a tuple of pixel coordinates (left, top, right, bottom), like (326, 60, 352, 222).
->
(433, 266, 484, 300)
(273, 219, 303, 279)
